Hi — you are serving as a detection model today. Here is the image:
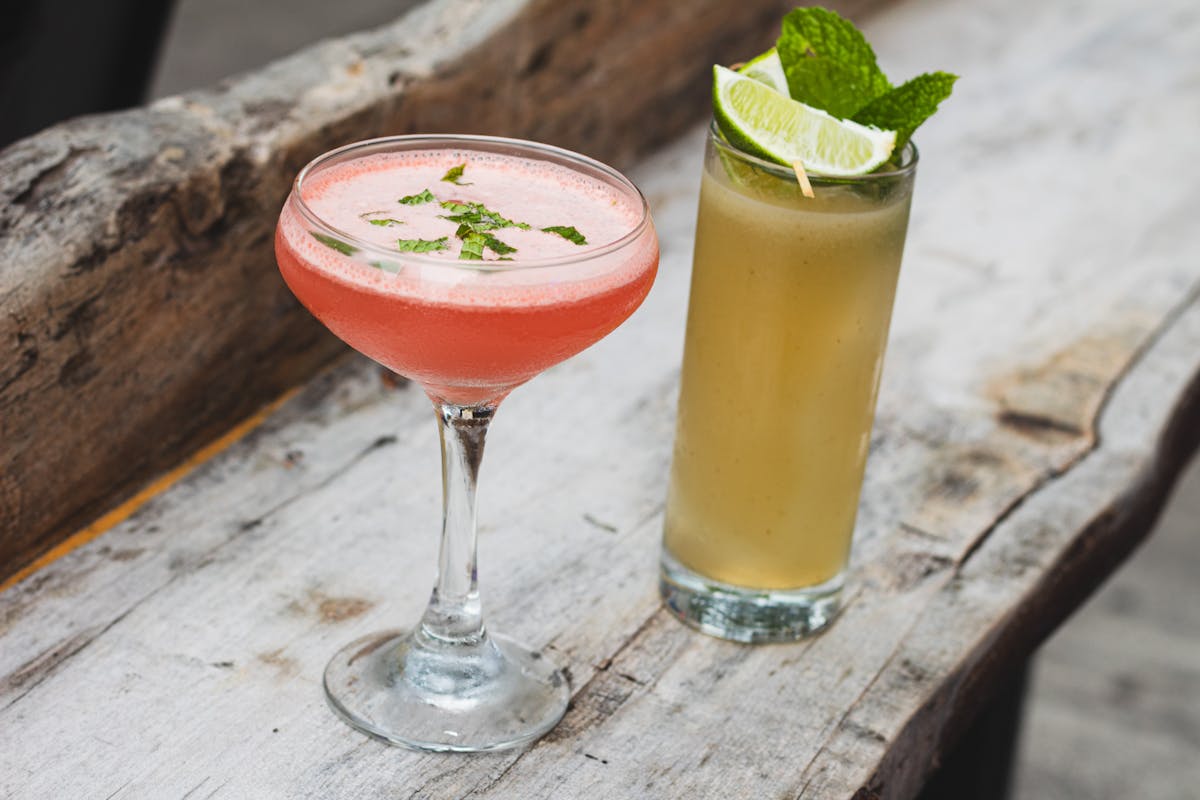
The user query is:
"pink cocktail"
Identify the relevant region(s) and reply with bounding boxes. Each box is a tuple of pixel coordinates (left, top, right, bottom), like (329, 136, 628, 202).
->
(277, 142, 657, 406)
(275, 135, 658, 751)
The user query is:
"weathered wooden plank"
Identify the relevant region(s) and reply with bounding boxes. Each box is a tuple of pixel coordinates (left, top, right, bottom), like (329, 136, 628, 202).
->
(1, 0, 1198, 797)
(0, 0, 872, 579)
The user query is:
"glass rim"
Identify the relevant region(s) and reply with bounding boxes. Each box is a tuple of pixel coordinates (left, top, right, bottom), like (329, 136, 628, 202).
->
(707, 119, 919, 183)
(289, 133, 653, 272)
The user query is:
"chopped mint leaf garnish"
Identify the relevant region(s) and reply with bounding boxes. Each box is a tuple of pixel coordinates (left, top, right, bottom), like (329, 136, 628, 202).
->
(480, 233, 516, 255)
(366, 218, 405, 227)
(441, 164, 472, 185)
(439, 201, 531, 232)
(398, 189, 435, 205)
(852, 71, 957, 149)
(777, 7, 890, 119)
(541, 225, 587, 246)
(396, 236, 449, 253)
(459, 232, 486, 260)
(370, 260, 403, 274)
(310, 231, 358, 256)
(439, 201, 528, 259)
(453, 229, 516, 259)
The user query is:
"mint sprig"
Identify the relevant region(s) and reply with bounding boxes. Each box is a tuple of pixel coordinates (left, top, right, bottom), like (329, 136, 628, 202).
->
(778, 7, 890, 119)
(852, 72, 957, 150)
(366, 218, 404, 227)
(775, 6, 956, 149)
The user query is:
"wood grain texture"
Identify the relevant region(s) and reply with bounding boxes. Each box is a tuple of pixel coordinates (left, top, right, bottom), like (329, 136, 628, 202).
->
(1, 0, 1198, 797)
(0, 0, 872, 579)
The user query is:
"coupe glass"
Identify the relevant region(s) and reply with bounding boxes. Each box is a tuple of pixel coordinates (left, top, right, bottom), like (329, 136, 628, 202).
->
(274, 135, 658, 751)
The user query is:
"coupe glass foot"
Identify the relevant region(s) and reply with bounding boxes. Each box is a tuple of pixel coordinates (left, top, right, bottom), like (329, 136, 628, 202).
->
(323, 629, 569, 752)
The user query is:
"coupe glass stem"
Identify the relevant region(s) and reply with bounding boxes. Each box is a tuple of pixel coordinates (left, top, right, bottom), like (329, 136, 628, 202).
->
(323, 395, 568, 749)
(419, 402, 494, 646)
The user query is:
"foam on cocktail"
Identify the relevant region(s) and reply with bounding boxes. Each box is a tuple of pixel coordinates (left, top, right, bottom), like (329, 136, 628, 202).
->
(278, 150, 651, 307)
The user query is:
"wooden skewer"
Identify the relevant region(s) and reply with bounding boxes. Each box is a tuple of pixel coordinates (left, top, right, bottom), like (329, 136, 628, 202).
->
(792, 160, 815, 198)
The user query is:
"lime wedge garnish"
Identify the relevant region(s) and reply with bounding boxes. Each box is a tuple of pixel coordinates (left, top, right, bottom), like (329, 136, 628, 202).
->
(739, 48, 788, 95)
(712, 65, 896, 176)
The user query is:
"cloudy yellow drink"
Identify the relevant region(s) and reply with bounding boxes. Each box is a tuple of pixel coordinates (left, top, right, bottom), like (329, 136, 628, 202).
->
(659, 7, 951, 641)
(660, 130, 917, 639)
(665, 142, 913, 589)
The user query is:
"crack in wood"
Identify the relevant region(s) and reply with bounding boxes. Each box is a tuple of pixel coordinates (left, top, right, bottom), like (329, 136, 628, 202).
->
(11, 146, 101, 207)
(1, 598, 143, 712)
(460, 609, 672, 797)
(898, 522, 948, 543)
(201, 778, 232, 800)
(458, 756, 525, 800)
(228, 434, 398, 536)
(793, 624, 906, 798)
(957, 282, 1200, 575)
(996, 409, 1084, 437)
(102, 779, 132, 800)
(179, 776, 210, 799)
(0, 333, 39, 394)
(581, 513, 618, 533)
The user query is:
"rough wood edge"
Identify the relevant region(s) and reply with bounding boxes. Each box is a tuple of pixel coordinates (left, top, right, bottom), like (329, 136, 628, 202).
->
(832, 295, 1200, 798)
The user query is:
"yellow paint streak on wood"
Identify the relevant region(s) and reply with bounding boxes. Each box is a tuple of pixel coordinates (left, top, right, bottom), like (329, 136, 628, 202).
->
(0, 389, 299, 593)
